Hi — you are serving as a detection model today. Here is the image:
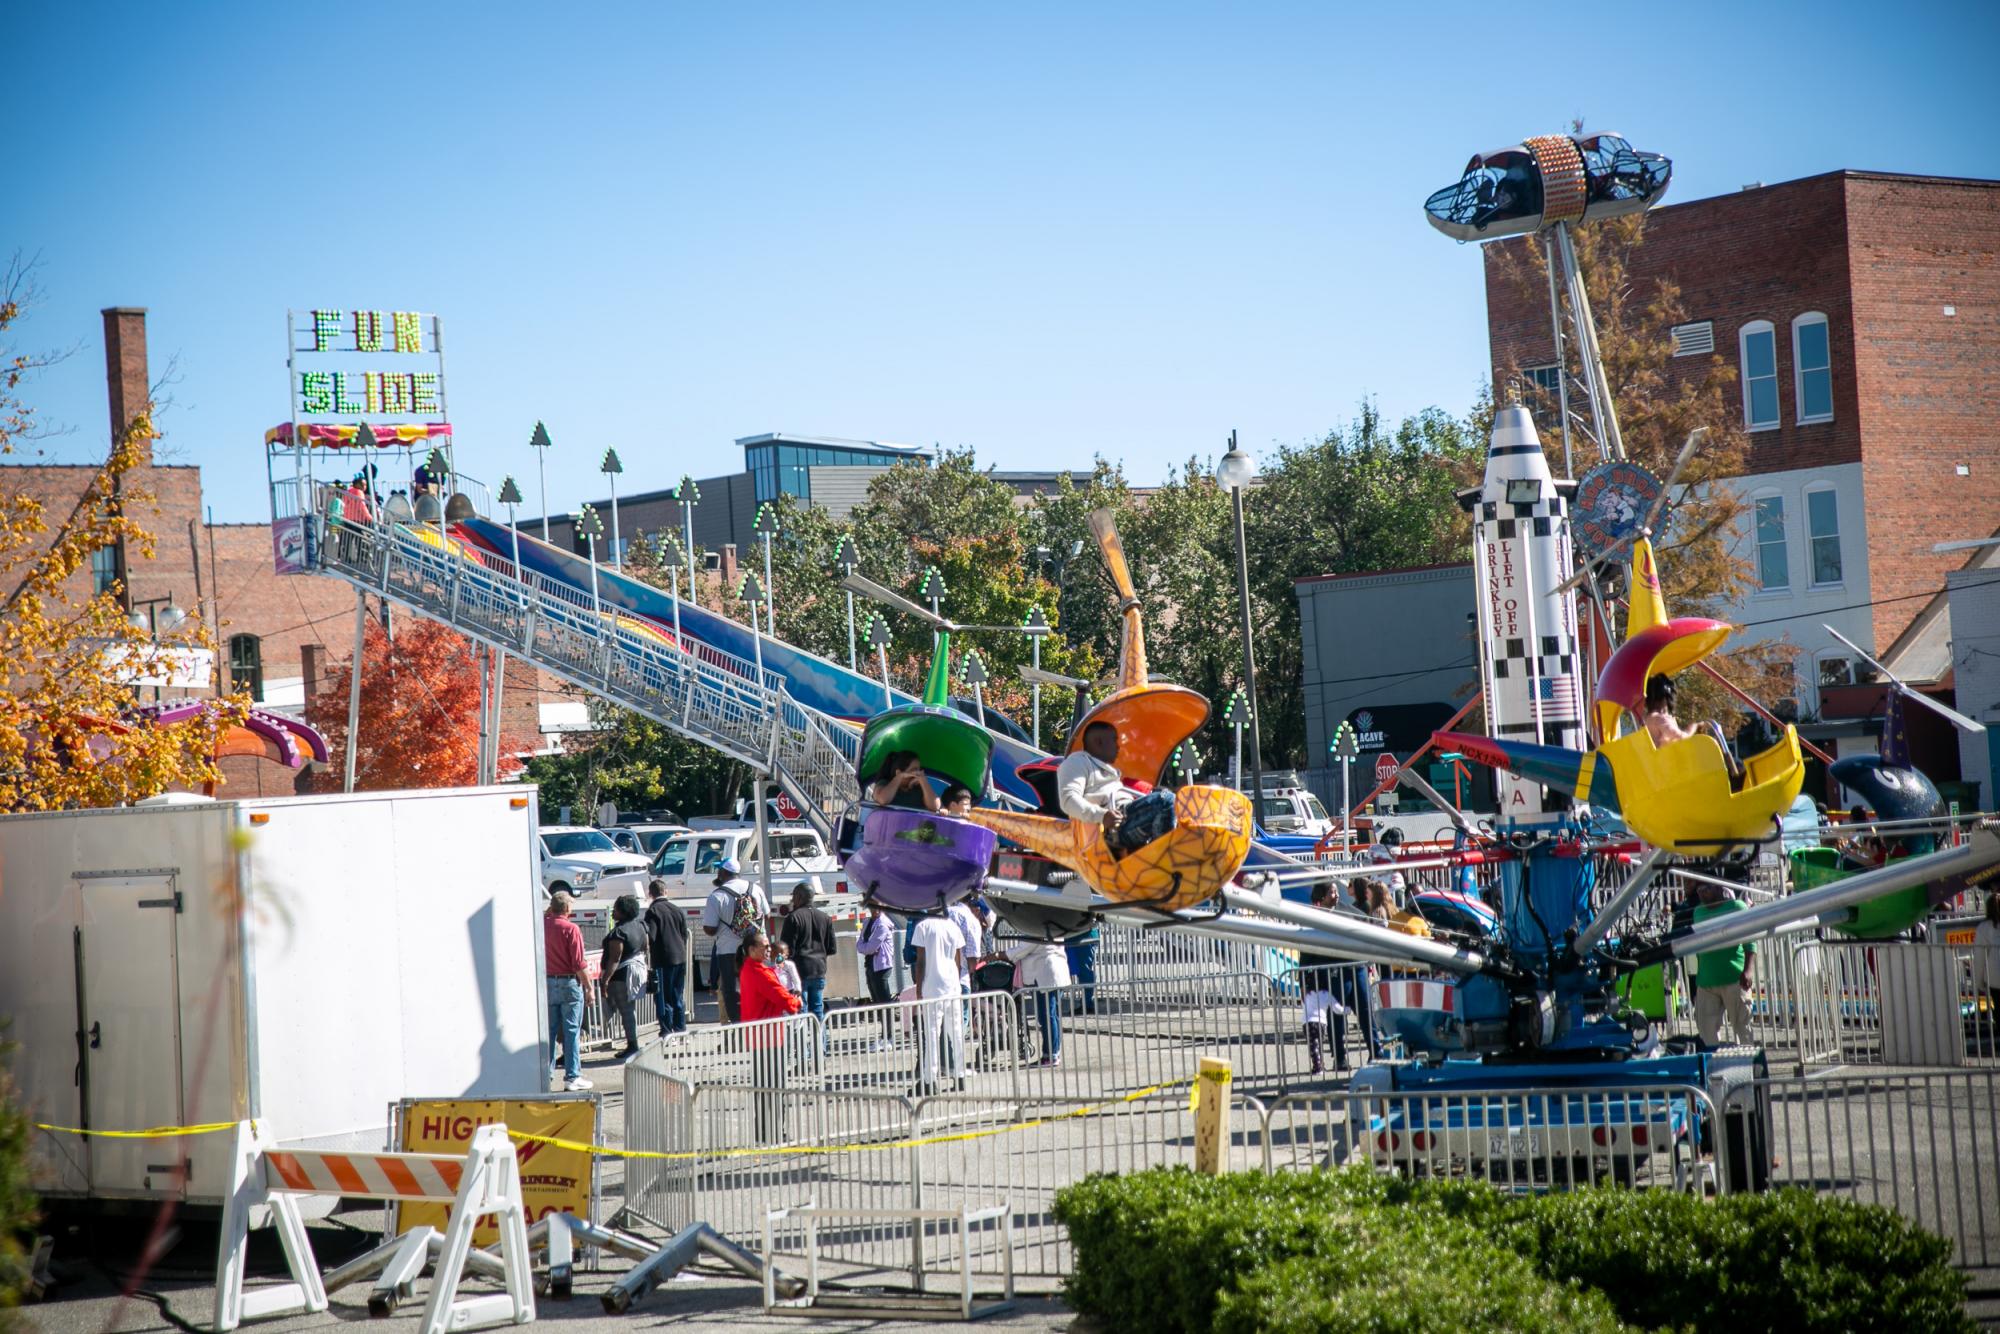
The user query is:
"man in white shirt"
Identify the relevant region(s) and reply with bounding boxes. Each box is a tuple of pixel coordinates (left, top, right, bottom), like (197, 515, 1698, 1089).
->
(700, 857, 769, 1023)
(910, 909, 966, 1092)
(1057, 722, 1131, 832)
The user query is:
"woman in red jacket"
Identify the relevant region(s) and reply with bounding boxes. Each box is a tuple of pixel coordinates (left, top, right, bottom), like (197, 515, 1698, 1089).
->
(737, 927, 802, 1143)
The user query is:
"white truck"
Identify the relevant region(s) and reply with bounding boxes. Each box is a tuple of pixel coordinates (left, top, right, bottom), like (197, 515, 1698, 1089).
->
(538, 824, 651, 899)
(0, 786, 548, 1211)
(646, 825, 845, 901)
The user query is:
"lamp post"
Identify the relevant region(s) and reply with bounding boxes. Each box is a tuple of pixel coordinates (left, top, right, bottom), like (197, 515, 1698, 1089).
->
(1223, 688, 1250, 792)
(863, 611, 893, 710)
(655, 532, 684, 655)
(1024, 605, 1049, 748)
(754, 502, 779, 642)
(919, 565, 947, 659)
(1216, 430, 1266, 830)
(1329, 720, 1361, 857)
(739, 571, 767, 693)
(497, 475, 524, 577)
(675, 475, 700, 606)
(575, 504, 605, 626)
(835, 534, 861, 670)
(129, 594, 188, 702)
(601, 448, 624, 568)
(962, 649, 988, 727)
(529, 421, 554, 540)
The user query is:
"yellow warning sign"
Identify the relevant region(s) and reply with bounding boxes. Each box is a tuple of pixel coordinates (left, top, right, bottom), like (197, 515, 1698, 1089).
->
(397, 1097, 596, 1244)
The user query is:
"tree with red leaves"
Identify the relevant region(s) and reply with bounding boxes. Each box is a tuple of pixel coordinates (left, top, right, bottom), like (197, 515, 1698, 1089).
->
(306, 612, 521, 791)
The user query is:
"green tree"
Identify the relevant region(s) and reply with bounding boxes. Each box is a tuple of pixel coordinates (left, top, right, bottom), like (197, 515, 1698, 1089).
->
(846, 450, 1098, 744)
(1245, 404, 1486, 765)
(518, 703, 750, 820)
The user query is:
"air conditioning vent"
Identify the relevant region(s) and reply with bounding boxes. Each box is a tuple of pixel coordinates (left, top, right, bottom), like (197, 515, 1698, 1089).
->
(1671, 321, 1714, 357)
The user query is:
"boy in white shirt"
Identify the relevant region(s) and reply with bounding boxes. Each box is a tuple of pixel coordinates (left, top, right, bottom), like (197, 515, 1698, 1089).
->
(910, 909, 966, 1092)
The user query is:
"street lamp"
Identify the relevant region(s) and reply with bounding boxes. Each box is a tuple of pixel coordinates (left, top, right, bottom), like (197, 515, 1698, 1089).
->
(754, 502, 780, 642)
(655, 531, 684, 654)
(835, 534, 861, 670)
(962, 649, 988, 727)
(1216, 429, 1266, 829)
(1223, 687, 1250, 792)
(919, 565, 947, 658)
(675, 475, 700, 606)
(601, 448, 624, 568)
(497, 475, 524, 577)
(529, 421, 554, 540)
(862, 610, 893, 710)
(575, 504, 605, 625)
(739, 570, 767, 693)
(1024, 605, 1050, 748)
(129, 594, 187, 701)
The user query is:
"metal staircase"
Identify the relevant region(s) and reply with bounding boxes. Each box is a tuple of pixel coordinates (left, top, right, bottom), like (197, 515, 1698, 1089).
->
(302, 513, 861, 842)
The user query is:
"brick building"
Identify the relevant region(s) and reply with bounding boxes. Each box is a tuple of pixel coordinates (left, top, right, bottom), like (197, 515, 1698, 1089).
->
(3, 309, 547, 795)
(1485, 171, 2000, 763)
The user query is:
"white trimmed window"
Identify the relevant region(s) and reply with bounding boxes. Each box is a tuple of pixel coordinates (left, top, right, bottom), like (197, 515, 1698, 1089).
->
(1740, 321, 1779, 430)
(1754, 493, 1789, 591)
(90, 544, 119, 597)
(1817, 655, 1856, 690)
(1805, 486, 1843, 587)
(1793, 313, 1833, 422)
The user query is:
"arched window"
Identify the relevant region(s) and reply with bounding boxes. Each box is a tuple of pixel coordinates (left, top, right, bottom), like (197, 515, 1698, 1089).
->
(1739, 320, 1779, 430)
(229, 633, 264, 702)
(1792, 312, 1833, 423)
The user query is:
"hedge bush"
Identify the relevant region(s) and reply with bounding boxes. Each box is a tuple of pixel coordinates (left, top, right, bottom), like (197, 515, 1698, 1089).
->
(1051, 1167, 1973, 1334)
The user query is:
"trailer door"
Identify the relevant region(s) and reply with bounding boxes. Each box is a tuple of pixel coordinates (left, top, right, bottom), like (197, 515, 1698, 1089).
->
(75, 872, 188, 1199)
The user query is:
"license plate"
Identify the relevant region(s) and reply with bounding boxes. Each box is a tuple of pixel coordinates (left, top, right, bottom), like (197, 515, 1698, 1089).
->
(1488, 1131, 1543, 1158)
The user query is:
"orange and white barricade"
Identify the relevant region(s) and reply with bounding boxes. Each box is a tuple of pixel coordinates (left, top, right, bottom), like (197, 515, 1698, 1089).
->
(212, 1120, 534, 1334)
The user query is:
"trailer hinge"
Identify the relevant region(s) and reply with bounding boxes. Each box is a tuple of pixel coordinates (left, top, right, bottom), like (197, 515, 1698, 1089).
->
(136, 891, 184, 912)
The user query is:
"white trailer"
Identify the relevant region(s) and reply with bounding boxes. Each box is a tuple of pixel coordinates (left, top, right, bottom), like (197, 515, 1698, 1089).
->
(0, 786, 549, 1210)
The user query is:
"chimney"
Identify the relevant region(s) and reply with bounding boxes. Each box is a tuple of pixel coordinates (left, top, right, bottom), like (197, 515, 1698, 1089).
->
(102, 307, 150, 465)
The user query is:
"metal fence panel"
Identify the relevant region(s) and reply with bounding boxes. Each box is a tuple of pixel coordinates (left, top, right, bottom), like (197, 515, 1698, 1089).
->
(1726, 1069, 2000, 1272)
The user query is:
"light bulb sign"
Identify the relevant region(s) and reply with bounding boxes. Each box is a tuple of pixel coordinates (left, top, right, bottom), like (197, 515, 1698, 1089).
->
(289, 308, 447, 422)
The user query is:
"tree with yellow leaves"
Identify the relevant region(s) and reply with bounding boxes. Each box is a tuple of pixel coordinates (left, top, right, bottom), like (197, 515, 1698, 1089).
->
(0, 270, 244, 810)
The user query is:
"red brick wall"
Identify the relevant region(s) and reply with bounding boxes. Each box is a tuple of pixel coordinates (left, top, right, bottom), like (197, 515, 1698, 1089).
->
(1483, 171, 1862, 476)
(203, 522, 356, 703)
(1845, 175, 2000, 650)
(1483, 170, 2000, 651)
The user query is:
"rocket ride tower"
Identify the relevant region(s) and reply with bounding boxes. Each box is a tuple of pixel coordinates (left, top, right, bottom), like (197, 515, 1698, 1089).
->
(1465, 404, 1587, 825)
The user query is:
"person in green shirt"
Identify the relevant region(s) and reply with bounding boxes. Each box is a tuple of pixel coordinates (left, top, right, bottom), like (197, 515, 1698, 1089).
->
(1690, 880, 1754, 1046)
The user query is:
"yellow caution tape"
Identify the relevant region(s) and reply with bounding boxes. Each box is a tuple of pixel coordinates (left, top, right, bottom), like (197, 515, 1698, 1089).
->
(508, 1078, 1193, 1161)
(35, 1120, 244, 1139)
(1188, 1064, 1233, 1113)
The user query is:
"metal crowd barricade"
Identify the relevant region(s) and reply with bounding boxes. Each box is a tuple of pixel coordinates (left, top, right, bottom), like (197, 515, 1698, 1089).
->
(1727, 1068, 2000, 1272)
(1255, 1083, 1725, 1194)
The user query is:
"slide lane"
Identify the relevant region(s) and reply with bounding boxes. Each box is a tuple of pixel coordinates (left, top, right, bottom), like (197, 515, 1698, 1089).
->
(456, 515, 1050, 807)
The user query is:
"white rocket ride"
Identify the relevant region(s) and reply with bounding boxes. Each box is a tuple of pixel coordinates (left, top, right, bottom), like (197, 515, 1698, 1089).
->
(1464, 405, 1587, 823)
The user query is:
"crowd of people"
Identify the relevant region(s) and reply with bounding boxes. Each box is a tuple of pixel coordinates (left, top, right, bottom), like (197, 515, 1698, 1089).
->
(542, 849, 1102, 1096)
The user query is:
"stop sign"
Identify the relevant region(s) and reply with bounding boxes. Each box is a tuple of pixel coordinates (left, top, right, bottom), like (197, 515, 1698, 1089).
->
(774, 792, 802, 822)
(1373, 753, 1400, 787)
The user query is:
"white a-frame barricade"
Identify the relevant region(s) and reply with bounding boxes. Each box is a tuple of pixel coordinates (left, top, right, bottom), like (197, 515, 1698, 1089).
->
(212, 1120, 535, 1334)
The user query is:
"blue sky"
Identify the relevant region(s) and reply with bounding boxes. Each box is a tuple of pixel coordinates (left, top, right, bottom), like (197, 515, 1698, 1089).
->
(8, 2, 1997, 522)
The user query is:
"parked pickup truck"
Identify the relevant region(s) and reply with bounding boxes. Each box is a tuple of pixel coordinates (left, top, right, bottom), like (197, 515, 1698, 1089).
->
(538, 825, 651, 900)
(647, 825, 847, 901)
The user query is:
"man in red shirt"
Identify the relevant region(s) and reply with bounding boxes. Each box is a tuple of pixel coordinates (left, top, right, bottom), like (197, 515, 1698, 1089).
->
(544, 893, 592, 1091)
